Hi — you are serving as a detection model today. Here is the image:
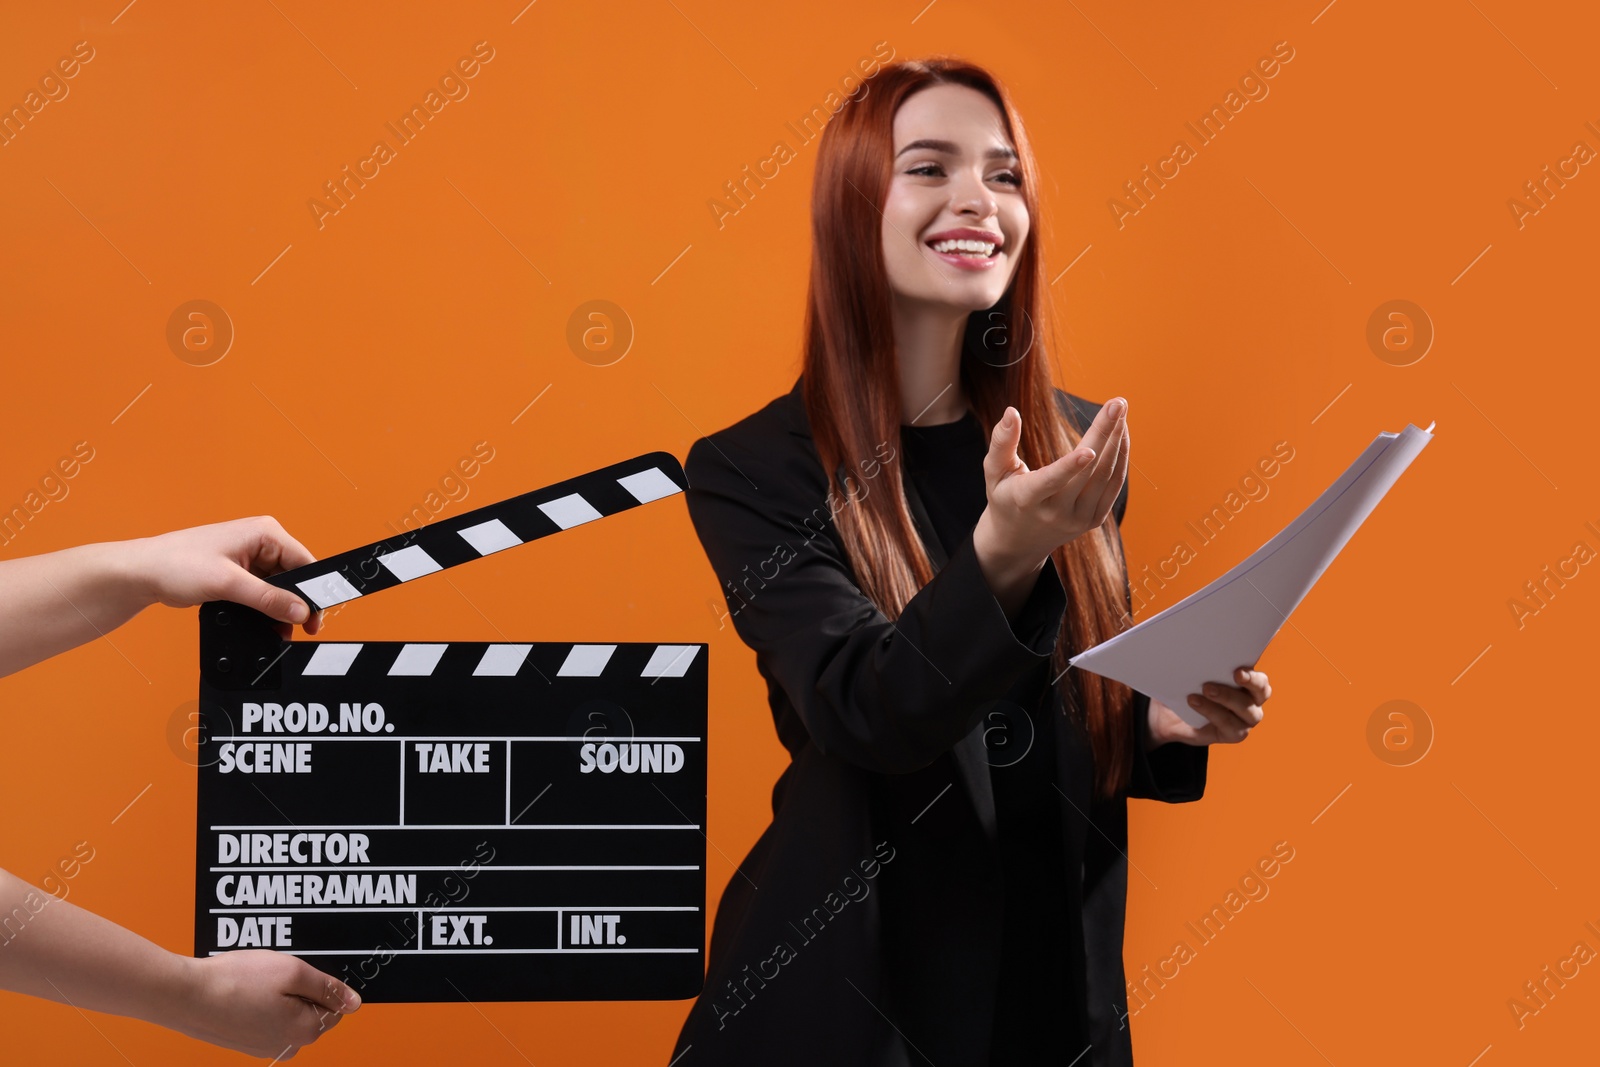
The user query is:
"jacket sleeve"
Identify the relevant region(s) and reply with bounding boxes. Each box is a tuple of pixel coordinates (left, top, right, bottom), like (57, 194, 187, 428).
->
(1128, 688, 1208, 802)
(684, 432, 1068, 775)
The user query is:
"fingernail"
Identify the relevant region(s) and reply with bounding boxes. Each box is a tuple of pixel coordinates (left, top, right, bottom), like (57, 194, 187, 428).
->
(289, 602, 309, 623)
(1188, 695, 1201, 706)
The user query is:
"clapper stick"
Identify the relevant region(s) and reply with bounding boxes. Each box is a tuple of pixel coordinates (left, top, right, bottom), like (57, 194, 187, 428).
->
(200, 450, 687, 686)
(272, 449, 687, 613)
(193, 450, 708, 1003)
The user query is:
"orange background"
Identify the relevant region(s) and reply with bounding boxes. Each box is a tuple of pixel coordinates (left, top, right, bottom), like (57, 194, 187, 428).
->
(1, 1, 1595, 1063)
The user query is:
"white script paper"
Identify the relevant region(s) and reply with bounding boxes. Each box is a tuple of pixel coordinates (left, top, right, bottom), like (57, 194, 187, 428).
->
(1070, 421, 1436, 728)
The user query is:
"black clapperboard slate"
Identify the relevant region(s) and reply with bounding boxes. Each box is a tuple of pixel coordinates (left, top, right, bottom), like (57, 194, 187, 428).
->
(193, 452, 707, 1002)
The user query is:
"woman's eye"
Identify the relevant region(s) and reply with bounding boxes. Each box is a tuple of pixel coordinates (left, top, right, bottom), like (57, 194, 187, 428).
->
(907, 163, 1021, 187)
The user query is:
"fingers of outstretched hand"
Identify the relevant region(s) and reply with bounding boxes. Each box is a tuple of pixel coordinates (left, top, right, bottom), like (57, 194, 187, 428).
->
(1021, 445, 1093, 510)
(1036, 399, 1127, 513)
(1078, 398, 1126, 485)
(983, 400, 1130, 528)
(1089, 412, 1130, 522)
(984, 407, 1029, 484)
(1078, 397, 1126, 458)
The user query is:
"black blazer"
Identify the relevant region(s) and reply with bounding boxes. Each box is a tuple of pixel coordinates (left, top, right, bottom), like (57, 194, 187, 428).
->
(669, 375, 1207, 1067)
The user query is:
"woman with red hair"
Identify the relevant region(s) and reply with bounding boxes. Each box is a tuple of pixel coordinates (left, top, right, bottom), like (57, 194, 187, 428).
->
(672, 56, 1270, 1065)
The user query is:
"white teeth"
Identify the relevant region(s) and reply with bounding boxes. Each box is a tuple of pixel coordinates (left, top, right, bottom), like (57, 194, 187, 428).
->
(931, 238, 997, 256)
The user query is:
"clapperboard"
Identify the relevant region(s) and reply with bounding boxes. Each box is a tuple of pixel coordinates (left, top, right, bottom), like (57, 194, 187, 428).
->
(193, 452, 707, 1002)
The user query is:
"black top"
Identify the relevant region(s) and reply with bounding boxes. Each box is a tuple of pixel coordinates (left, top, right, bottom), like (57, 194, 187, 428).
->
(893, 409, 1086, 1059)
(667, 376, 1209, 1067)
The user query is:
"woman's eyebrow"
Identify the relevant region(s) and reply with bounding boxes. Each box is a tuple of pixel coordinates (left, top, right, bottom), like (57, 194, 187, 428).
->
(895, 138, 1018, 161)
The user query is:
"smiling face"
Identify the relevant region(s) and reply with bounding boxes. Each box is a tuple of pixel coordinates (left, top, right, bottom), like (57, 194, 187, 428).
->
(881, 82, 1029, 315)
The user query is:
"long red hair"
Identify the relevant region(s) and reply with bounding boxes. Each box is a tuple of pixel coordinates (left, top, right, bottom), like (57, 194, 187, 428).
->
(801, 55, 1137, 798)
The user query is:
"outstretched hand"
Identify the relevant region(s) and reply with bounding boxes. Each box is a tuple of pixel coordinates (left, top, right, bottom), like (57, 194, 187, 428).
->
(977, 397, 1130, 568)
(128, 516, 323, 639)
(973, 396, 1132, 620)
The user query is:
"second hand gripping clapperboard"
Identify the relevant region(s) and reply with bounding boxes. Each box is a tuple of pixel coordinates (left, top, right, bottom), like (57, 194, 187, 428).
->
(193, 452, 706, 1002)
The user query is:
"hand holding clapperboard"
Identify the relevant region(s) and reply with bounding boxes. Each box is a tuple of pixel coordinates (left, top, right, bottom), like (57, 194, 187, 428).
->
(194, 451, 707, 1003)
